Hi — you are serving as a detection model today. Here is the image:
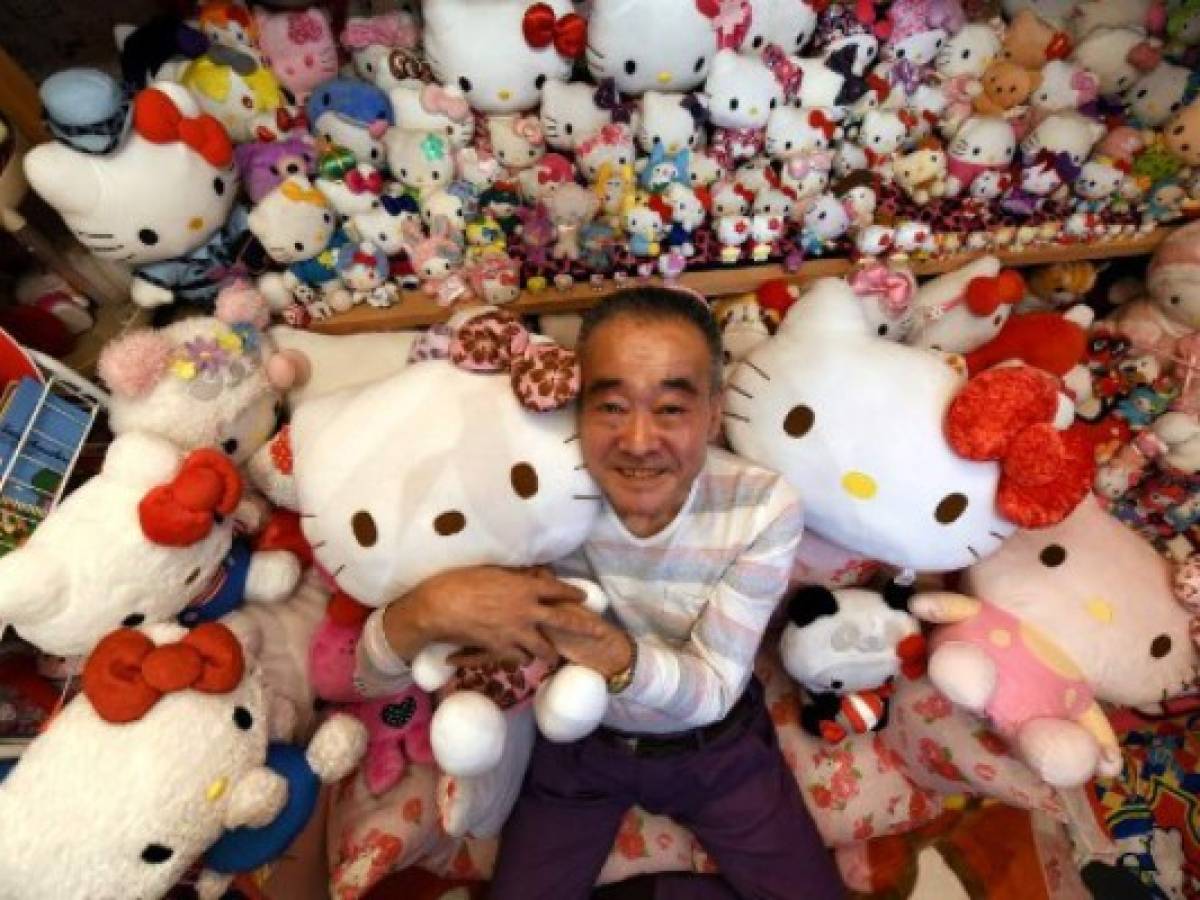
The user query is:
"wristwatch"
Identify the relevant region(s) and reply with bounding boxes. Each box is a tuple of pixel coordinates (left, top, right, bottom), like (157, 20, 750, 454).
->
(607, 634, 637, 695)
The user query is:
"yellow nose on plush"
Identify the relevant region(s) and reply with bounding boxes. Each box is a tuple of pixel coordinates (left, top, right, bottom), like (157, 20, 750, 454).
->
(842, 471, 878, 500)
(206, 777, 228, 803)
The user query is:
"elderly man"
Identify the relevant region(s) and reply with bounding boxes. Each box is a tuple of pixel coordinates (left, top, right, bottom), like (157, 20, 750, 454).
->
(368, 288, 843, 900)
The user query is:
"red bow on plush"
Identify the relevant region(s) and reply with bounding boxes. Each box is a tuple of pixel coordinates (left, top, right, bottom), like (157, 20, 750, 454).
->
(346, 168, 383, 194)
(139, 449, 243, 547)
(275, 106, 308, 134)
(133, 88, 234, 168)
(451, 310, 580, 412)
(83, 623, 245, 724)
(808, 109, 837, 141)
(965, 269, 1025, 317)
(945, 366, 1093, 528)
(522, 3, 587, 58)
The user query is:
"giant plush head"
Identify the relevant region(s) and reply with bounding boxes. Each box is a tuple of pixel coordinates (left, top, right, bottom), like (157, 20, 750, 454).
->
(250, 310, 601, 607)
(423, 0, 580, 114)
(1145, 219, 1200, 332)
(723, 277, 1017, 572)
(23, 82, 237, 304)
(0, 435, 242, 657)
(587, 0, 719, 95)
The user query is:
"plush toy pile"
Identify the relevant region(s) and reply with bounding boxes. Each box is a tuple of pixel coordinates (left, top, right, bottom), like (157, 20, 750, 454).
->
(18, 0, 1200, 326)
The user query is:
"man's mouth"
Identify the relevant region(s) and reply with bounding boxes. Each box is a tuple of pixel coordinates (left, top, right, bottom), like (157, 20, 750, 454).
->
(615, 466, 667, 482)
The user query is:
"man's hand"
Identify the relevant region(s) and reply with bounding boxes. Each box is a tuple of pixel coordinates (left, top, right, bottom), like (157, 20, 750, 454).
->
(541, 603, 634, 681)
(381, 566, 586, 664)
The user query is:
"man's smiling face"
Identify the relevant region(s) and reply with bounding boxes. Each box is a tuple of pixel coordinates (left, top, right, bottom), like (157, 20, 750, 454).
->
(579, 314, 721, 538)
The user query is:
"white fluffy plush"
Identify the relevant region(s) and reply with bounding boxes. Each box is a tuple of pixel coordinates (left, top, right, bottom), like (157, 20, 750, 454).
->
(1020, 112, 1107, 166)
(587, 0, 719, 95)
(1070, 26, 1160, 97)
(908, 256, 1012, 352)
(0, 432, 300, 658)
(638, 91, 705, 154)
(723, 277, 1014, 572)
(0, 622, 366, 900)
(423, 0, 575, 113)
(540, 80, 614, 151)
(705, 50, 783, 129)
(23, 81, 238, 309)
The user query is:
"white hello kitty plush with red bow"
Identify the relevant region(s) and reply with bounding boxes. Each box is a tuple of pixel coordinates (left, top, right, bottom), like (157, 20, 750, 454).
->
(23, 81, 240, 311)
(766, 106, 838, 178)
(424, 0, 582, 113)
(0, 620, 366, 900)
(0, 434, 300, 660)
(908, 256, 1025, 353)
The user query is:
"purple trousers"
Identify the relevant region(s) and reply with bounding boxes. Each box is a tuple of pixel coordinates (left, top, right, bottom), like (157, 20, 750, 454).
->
(489, 684, 845, 900)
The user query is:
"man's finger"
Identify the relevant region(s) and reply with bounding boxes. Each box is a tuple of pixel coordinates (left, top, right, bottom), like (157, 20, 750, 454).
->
(517, 628, 559, 664)
(532, 572, 587, 605)
(540, 604, 608, 637)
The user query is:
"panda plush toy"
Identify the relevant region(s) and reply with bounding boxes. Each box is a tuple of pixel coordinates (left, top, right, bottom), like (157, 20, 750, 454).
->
(780, 581, 926, 743)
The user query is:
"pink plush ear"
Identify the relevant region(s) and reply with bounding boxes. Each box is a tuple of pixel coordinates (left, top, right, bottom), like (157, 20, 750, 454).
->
(265, 349, 311, 391)
(1127, 41, 1162, 72)
(216, 281, 271, 329)
(98, 331, 173, 398)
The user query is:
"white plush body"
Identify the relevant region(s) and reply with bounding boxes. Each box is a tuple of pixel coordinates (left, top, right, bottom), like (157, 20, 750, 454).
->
(249, 348, 605, 780)
(541, 80, 613, 151)
(1021, 112, 1106, 166)
(23, 81, 238, 309)
(1070, 27, 1156, 96)
(587, 0, 719, 94)
(639, 91, 704, 154)
(1125, 63, 1193, 127)
(705, 50, 782, 129)
(0, 433, 297, 658)
(424, 0, 574, 113)
(0, 623, 366, 900)
(723, 277, 1013, 572)
(908, 256, 1011, 352)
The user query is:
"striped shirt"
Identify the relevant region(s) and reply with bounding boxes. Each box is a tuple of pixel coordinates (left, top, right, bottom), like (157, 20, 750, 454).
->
(557, 448, 804, 734)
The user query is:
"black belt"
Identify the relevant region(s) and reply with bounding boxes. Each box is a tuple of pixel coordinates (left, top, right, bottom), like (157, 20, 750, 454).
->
(596, 682, 760, 758)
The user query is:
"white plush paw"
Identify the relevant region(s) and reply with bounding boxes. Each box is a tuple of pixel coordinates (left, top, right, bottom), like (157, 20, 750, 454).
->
(412, 642, 460, 692)
(225, 767, 289, 829)
(438, 705, 536, 839)
(430, 691, 507, 778)
(534, 665, 608, 744)
(926, 643, 996, 717)
(307, 713, 369, 782)
(129, 278, 175, 309)
(244, 550, 302, 604)
(1016, 718, 1101, 788)
(195, 870, 235, 900)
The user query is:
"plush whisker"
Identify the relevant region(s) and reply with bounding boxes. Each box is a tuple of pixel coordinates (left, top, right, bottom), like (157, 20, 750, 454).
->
(723, 411, 751, 423)
(743, 360, 771, 381)
(727, 383, 754, 400)
(967, 544, 981, 560)
(988, 530, 1006, 540)
(574, 494, 602, 501)
(563, 433, 579, 444)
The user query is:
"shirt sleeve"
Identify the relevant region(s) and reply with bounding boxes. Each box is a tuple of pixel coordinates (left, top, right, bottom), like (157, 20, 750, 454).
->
(352, 606, 417, 697)
(607, 482, 804, 732)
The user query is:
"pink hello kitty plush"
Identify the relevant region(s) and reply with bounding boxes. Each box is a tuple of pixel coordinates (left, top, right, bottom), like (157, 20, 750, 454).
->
(403, 217, 471, 307)
(256, 8, 339, 104)
(880, 0, 967, 101)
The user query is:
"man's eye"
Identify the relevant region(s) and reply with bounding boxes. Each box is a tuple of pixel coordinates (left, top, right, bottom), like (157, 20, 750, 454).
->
(599, 402, 626, 415)
(657, 405, 687, 416)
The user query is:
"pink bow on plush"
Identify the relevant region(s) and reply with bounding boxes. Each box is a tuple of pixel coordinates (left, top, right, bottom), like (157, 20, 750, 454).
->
(785, 150, 834, 181)
(345, 168, 383, 194)
(450, 310, 580, 412)
(1069, 69, 1099, 105)
(848, 263, 916, 319)
(341, 12, 420, 50)
(421, 84, 471, 122)
(514, 117, 545, 146)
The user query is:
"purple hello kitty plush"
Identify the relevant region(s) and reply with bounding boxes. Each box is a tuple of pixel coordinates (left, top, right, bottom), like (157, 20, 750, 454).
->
(235, 137, 317, 204)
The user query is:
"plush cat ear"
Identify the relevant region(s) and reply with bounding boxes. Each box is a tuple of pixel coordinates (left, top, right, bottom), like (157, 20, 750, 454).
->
(216, 281, 271, 329)
(24, 143, 102, 217)
(787, 586, 840, 628)
(882, 580, 915, 612)
(98, 330, 173, 399)
(103, 432, 184, 489)
(0, 546, 66, 635)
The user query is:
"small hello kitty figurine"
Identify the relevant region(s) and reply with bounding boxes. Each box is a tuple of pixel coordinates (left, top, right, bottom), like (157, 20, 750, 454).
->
(943, 115, 1017, 197)
(545, 183, 600, 261)
(717, 214, 752, 263)
(750, 212, 785, 262)
(487, 115, 547, 175)
(255, 8, 339, 104)
(799, 193, 853, 255)
(624, 200, 669, 258)
(337, 241, 400, 308)
(879, 0, 966, 101)
(705, 49, 785, 168)
(402, 217, 471, 307)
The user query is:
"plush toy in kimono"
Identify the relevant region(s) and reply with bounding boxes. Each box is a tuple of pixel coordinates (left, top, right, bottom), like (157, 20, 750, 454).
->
(723, 277, 1083, 573)
(877, 0, 966, 102)
(782, 580, 926, 743)
(254, 7, 339, 104)
(915, 491, 1200, 787)
(307, 80, 393, 170)
(586, 0, 719, 94)
(0, 621, 367, 900)
(248, 176, 352, 318)
(908, 257, 1025, 353)
(423, 0, 581, 114)
(24, 81, 242, 310)
(703, 49, 784, 167)
(248, 309, 608, 781)
(179, 46, 284, 144)
(0, 433, 300, 659)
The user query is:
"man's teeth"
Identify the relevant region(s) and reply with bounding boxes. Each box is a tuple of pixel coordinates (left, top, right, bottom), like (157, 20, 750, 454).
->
(620, 468, 662, 480)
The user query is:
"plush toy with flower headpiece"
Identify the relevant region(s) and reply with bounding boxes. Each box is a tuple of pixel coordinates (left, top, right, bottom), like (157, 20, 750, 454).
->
(915, 486, 1200, 787)
(0, 620, 367, 900)
(0, 433, 300, 660)
(24, 81, 243, 310)
(723, 277, 1079, 574)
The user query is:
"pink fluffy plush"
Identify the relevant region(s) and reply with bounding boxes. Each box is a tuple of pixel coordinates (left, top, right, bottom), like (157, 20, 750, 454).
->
(215, 281, 271, 330)
(97, 331, 173, 399)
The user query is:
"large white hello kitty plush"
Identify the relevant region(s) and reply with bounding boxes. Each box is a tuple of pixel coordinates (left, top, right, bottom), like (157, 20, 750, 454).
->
(0, 621, 367, 900)
(908, 256, 1024, 352)
(840, 108, 909, 175)
(388, 83, 476, 149)
(723, 276, 1033, 573)
(24, 81, 239, 310)
(99, 283, 303, 468)
(705, 49, 784, 166)
(1070, 26, 1162, 97)
(916, 494, 1200, 787)
(587, 0, 719, 95)
(424, 0, 580, 114)
(943, 115, 1017, 196)
(0, 433, 300, 659)
(540, 80, 614, 151)
(249, 309, 607, 781)
(1020, 111, 1107, 167)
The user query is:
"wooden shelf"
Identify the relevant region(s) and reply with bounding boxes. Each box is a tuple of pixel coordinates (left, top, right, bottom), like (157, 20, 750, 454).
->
(308, 228, 1174, 335)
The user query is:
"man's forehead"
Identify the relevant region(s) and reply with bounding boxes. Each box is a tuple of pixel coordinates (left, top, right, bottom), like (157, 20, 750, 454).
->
(580, 315, 712, 384)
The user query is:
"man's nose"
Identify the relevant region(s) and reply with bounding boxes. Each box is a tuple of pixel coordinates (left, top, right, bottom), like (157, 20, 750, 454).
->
(619, 410, 657, 455)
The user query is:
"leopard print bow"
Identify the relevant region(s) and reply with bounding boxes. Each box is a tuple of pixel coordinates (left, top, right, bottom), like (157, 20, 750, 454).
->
(449, 310, 580, 412)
